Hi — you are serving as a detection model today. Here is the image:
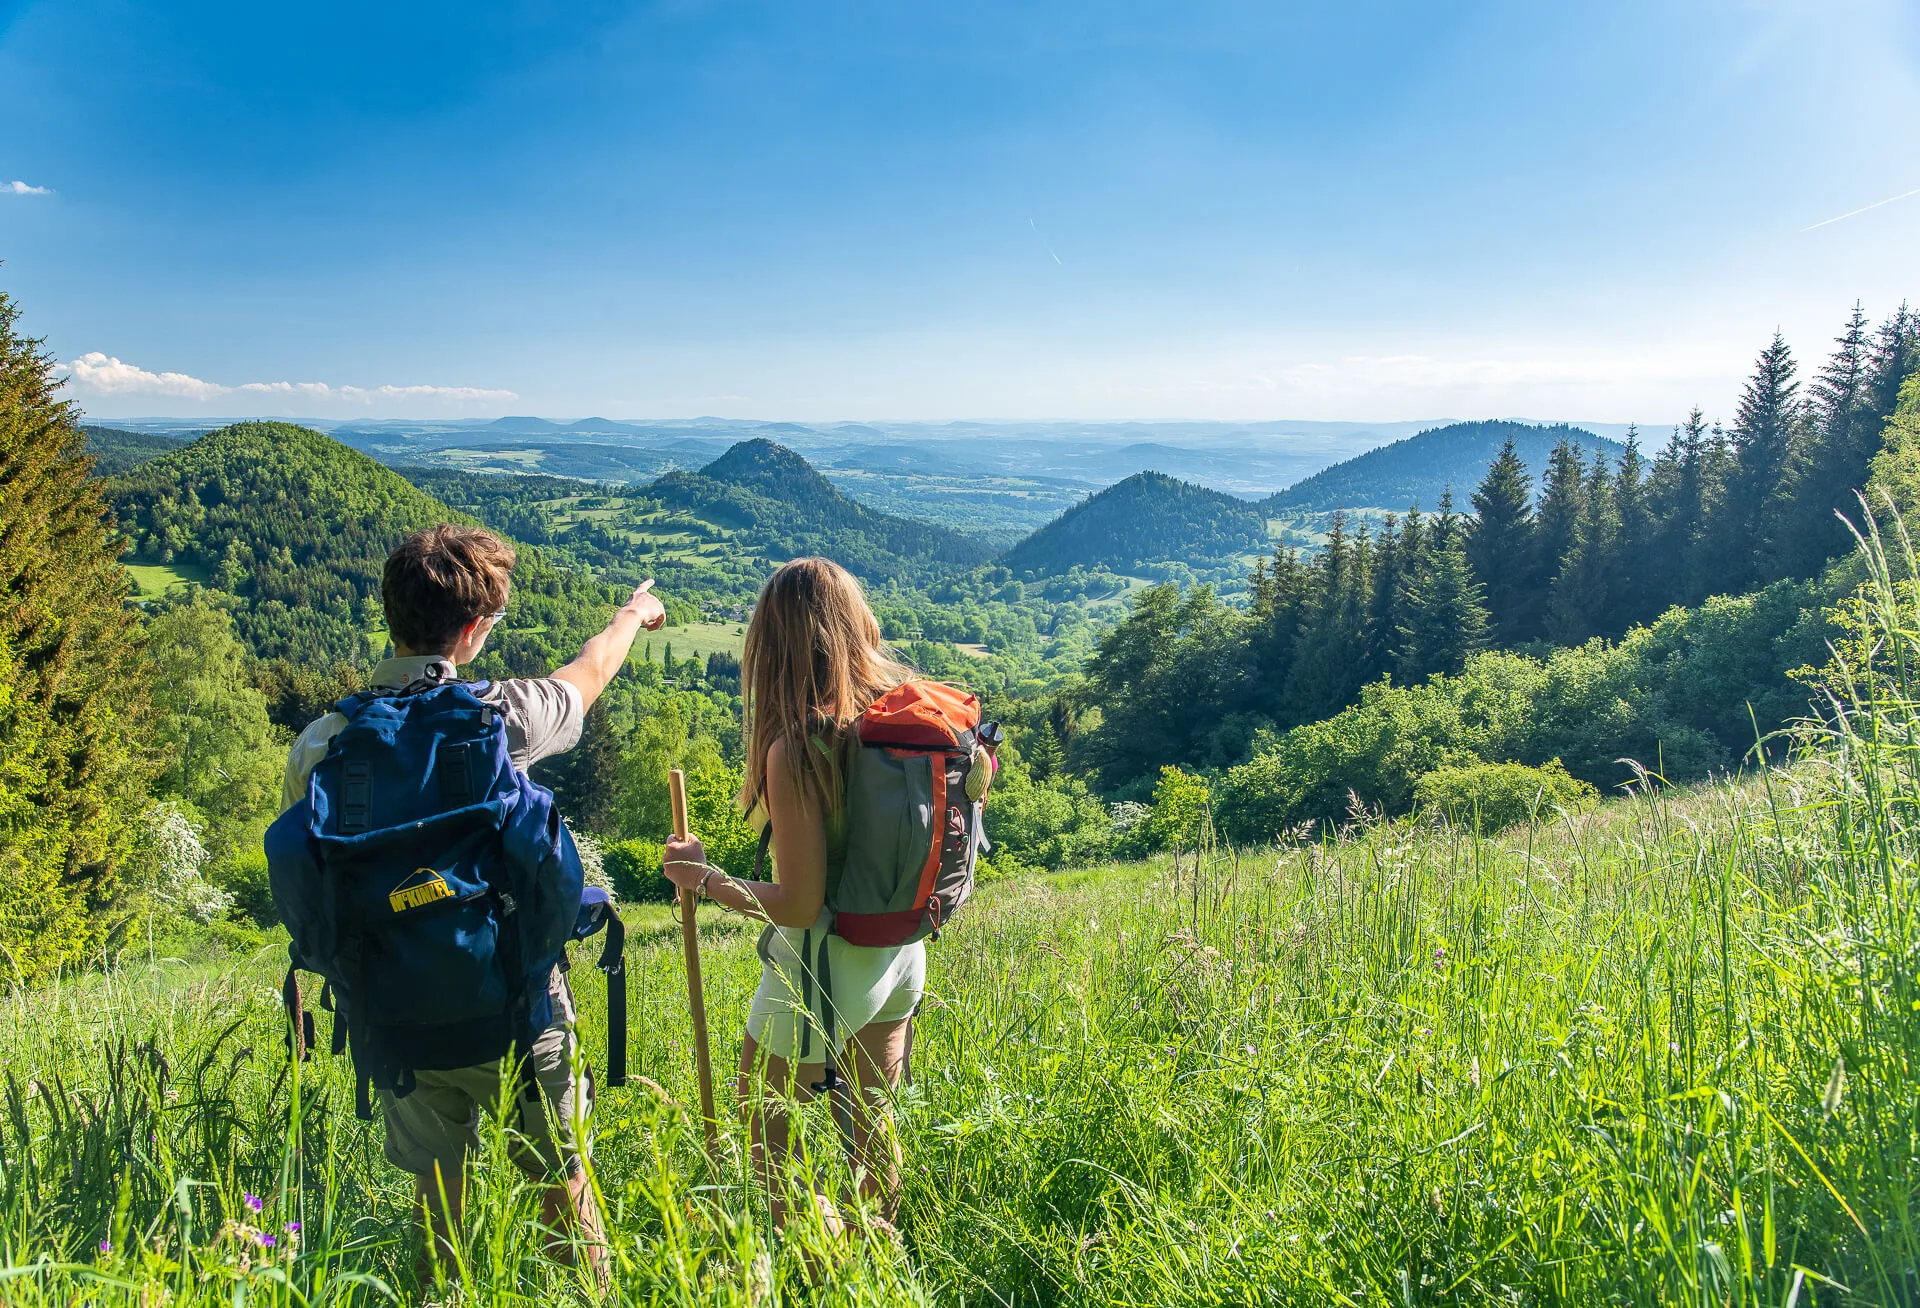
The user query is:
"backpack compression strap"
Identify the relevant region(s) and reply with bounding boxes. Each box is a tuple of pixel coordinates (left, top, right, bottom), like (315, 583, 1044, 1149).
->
(573, 888, 628, 1087)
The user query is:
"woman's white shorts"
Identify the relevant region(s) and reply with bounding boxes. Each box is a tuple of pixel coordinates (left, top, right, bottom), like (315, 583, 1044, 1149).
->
(746, 921, 925, 1062)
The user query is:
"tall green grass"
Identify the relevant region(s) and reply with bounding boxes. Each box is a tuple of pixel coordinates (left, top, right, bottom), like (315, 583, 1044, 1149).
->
(7, 543, 1920, 1304)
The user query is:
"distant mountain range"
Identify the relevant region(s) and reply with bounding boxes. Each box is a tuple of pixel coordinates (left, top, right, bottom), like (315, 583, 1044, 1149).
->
(1263, 420, 1627, 515)
(85, 418, 1660, 591)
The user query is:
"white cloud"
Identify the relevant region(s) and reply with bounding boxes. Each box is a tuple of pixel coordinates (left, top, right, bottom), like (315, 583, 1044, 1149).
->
(2, 180, 52, 195)
(61, 354, 516, 408)
(65, 352, 227, 399)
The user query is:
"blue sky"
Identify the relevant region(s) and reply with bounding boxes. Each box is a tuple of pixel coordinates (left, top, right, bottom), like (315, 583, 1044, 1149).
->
(1, 0, 1916, 424)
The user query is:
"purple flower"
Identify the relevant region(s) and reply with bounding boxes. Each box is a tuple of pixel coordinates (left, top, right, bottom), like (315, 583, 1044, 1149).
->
(244, 1192, 263, 1213)
(284, 1221, 301, 1234)
(262, 1234, 277, 1248)
(98, 1239, 111, 1255)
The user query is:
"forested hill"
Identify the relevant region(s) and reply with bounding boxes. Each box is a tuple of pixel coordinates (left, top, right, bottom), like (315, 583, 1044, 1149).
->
(645, 438, 996, 582)
(1265, 420, 1624, 513)
(82, 424, 187, 476)
(108, 421, 622, 670)
(1000, 471, 1269, 576)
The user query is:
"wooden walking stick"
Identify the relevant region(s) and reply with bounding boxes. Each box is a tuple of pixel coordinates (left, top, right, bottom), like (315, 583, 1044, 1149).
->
(670, 768, 720, 1159)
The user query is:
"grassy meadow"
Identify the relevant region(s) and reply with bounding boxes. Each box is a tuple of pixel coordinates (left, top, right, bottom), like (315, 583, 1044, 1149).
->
(6, 746, 1919, 1306)
(9, 539, 1920, 1306)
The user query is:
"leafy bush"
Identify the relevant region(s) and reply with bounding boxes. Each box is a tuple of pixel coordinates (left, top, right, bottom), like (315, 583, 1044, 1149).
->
(981, 766, 1114, 871)
(604, 838, 669, 902)
(1145, 765, 1211, 853)
(1412, 759, 1596, 833)
(214, 847, 275, 927)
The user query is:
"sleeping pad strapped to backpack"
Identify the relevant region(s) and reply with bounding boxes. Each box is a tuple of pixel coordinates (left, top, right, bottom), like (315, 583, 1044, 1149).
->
(265, 679, 627, 1119)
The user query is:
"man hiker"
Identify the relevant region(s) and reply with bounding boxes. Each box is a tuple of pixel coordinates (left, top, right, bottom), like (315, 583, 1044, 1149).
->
(277, 525, 665, 1283)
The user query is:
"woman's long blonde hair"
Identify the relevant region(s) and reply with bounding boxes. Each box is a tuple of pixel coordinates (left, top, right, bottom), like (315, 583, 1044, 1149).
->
(739, 557, 910, 815)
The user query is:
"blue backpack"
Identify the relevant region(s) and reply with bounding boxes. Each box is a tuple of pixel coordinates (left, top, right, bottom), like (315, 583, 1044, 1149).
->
(266, 680, 627, 1117)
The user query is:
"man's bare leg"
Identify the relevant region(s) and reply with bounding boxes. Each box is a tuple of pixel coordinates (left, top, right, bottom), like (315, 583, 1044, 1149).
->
(535, 1167, 609, 1282)
(414, 1165, 465, 1288)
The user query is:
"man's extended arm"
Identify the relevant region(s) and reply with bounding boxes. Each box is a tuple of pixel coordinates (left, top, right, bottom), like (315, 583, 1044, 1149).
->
(553, 580, 667, 710)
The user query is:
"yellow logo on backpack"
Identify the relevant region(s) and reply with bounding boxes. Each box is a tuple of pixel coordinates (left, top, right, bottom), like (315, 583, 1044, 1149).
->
(389, 867, 453, 913)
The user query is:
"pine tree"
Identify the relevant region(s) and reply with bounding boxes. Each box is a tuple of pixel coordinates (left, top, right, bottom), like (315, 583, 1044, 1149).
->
(1397, 492, 1491, 681)
(1609, 427, 1657, 630)
(1868, 303, 1920, 431)
(1282, 514, 1372, 723)
(1532, 439, 1588, 626)
(1786, 303, 1877, 572)
(1687, 420, 1739, 601)
(1245, 547, 1310, 719)
(539, 697, 622, 834)
(1546, 456, 1621, 644)
(1465, 439, 1540, 646)
(1648, 410, 1711, 606)
(1726, 331, 1805, 586)
(0, 286, 152, 979)
(1363, 513, 1405, 679)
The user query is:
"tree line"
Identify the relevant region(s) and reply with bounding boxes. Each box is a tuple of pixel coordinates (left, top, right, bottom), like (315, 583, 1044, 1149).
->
(1072, 304, 1920, 794)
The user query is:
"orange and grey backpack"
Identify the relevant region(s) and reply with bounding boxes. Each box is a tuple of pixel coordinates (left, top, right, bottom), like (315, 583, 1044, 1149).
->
(754, 679, 998, 947)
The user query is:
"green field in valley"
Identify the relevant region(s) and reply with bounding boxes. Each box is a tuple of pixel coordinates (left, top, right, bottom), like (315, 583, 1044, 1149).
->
(124, 559, 213, 599)
(636, 621, 746, 667)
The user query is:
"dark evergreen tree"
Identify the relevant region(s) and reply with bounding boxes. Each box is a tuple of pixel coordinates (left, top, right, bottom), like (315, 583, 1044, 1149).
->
(1725, 331, 1805, 586)
(1647, 410, 1710, 607)
(1465, 439, 1540, 646)
(0, 287, 153, 978)
(1245, 548, 1311, 719)
(1786, 303, 1878, 572)
(1396, 492, 1490, 681)
(1868, 303, 1920, 436)
(1609, 427, 1658, 630)
(1282, 514, 1372, 723)
(1546, 456, 1620, 644)
(1363, 513, 1407, 680)
(1533, 439, 1588, 625)
(1686, 421, 1739, 601)
(538, 697, 622, 834)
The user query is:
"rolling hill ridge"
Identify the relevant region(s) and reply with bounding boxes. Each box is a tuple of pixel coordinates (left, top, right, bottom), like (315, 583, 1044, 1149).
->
(1001, 471, 1269, 576)
(1264, 420, 1624, 514)
(646, 438, 997, 582)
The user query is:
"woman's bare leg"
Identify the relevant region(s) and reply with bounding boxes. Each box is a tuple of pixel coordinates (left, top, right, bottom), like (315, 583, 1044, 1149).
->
(738, 1033, 835, 1231)
(844, 1017, 912, 1221)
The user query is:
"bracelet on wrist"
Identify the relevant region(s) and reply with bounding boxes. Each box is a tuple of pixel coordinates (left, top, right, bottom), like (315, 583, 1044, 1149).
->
(697, 866, 722, 898)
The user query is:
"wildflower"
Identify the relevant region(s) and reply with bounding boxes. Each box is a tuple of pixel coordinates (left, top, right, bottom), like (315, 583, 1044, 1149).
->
(244, 1192, 263, 1213)
(99, 1238, 111, 1255)
(284, 1221, 301, 1234)
(262, 1234, 276, 1248)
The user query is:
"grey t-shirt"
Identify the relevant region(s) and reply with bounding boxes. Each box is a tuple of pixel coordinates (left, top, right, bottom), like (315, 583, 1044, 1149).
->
(281, 655, 584, 812)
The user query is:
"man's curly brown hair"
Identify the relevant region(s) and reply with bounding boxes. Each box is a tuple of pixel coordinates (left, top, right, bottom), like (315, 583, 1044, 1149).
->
(382, 525, 516, 653)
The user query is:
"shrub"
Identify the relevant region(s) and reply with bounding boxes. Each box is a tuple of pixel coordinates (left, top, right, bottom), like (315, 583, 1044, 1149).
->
(215, 846, 276, 927)
(604, 838, 669, 902)
(1413, 759, 1596, 833)
(1145, 765, 1211, 854)
(982, 767, 1114, 871)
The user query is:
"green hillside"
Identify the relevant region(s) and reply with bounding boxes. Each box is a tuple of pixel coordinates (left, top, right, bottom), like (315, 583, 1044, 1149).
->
(1265, 419, 1624, 513)
(80, 424, 187, 476)
(1000, 470, 1268, 576)
(647, 438, 996, 583)
(108, 422, 623, 669)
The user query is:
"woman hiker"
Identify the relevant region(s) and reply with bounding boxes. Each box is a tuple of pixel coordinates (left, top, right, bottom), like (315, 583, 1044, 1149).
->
(662, 557, 933, 1235)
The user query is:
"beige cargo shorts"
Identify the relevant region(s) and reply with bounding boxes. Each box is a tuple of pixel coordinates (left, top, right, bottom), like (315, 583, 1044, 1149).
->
(379, 971, 594, 1181)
